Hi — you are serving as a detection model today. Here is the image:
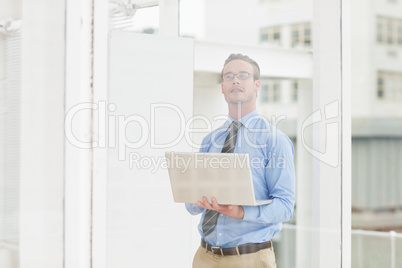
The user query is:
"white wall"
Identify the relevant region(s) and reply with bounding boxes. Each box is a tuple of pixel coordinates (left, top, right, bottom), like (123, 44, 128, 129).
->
(20, 0, 65, 267)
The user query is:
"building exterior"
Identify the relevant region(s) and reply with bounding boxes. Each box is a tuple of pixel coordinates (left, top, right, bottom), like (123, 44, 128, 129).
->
(194, 0, 402, 233)
(190, 1, 402, 266)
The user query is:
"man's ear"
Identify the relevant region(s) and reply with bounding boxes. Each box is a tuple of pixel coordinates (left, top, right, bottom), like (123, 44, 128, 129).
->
(255, 80, 261, 93)
(221, 83, 224, 94)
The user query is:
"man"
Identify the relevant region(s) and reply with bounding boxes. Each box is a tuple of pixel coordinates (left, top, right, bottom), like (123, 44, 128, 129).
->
(185, 53, 296, 268)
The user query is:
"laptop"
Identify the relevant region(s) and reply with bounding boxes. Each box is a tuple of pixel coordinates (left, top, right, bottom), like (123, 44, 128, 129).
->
(165, 152, 272, 206)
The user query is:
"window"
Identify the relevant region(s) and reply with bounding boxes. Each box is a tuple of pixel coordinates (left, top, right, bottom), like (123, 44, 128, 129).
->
(304, 27, 311, 46)
(387, 20, 393, 44)
(377, 20, 383, 42)
(398, 78, 402, 99)
(398, 20, 402, 45)
(273, 83, 280, 101)
(260, 26, 281, 45)
(377, 71, 402, 100)
(377, 76, 384, 98)
(291, 23, 312, 48)
(260, 80, 281, 103)
(291, 81, 298, 102)
(260, 0, 281, 2)
(261, 84, 269, 102)
(377, 16, 402, 47)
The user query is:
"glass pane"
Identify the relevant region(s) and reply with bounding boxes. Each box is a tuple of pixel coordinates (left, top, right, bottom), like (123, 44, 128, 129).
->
(107, 32, 194, 268)
(193, 0, 314, 267)
(351, 1, 402, 267)
(261, 84, 269, 102)
(273, 83, 280, 102)
(398, 78, 402, 99)
(109, 1, 160, 33)
(398, 22, 402, 44)
(292, 81, 298, 102)
(387, 20, 394, 44)
(106, 1, 344, 267)
(261, 33, 269, 42)
(179, 0, 205, 38)
(1, 2, 65, 268)
(377, 18, 383, 43)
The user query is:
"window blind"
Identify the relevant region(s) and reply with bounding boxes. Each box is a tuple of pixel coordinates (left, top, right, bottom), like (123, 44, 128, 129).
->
(0, 29, 21, 249)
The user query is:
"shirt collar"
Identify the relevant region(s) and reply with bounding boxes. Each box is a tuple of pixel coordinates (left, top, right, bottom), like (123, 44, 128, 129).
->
(224, 109, 260, 130)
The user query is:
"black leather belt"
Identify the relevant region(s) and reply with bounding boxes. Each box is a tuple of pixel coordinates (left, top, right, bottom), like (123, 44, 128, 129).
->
(201, 239, 272, 256)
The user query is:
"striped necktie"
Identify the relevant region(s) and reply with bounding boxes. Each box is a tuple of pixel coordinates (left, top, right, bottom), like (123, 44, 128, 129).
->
(202, 121, 242, 237)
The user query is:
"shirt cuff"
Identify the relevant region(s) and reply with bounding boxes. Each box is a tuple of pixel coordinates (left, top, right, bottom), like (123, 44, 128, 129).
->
(185, 203, 204, 215)
(242, 206, 260, 221)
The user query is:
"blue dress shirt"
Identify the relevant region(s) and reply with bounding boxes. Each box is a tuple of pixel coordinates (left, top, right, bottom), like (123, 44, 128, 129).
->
(185, 109, 296, 248)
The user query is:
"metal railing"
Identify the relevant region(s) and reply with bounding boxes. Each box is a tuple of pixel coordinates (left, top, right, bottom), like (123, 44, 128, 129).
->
(275, 224, 402, 268)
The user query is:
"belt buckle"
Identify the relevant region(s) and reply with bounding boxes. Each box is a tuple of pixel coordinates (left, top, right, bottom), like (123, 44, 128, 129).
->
(211, 246, 222, 256)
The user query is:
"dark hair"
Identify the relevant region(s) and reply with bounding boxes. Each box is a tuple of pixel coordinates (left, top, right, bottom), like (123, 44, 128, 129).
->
(221, 53, 260, 80)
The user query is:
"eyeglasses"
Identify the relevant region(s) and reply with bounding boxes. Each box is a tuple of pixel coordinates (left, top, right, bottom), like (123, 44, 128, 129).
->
(222, 72, 252, 81)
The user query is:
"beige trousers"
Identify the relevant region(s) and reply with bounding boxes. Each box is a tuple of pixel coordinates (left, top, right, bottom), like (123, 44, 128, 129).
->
(192, 244, 277, 268)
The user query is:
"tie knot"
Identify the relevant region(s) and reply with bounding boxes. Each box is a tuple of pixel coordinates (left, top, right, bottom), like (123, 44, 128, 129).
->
(231, 121, 242, 131)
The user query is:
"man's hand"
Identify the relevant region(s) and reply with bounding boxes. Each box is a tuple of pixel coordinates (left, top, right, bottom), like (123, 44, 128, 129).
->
(196, 197, 245, 219)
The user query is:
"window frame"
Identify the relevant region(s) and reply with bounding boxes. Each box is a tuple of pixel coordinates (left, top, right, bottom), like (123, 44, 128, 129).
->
(291, 22, 312, 48)
(377, 71, 402, 100)
(377, 16, 402, 47)
(259, 26, 282, 45)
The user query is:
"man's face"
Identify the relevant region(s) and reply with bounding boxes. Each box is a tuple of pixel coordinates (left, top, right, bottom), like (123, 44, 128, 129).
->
(221, 59, 261, 106)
